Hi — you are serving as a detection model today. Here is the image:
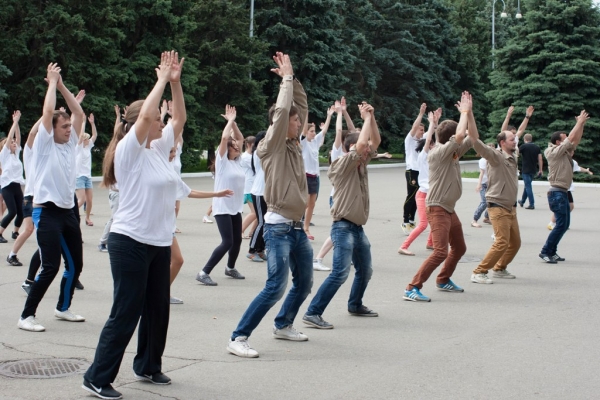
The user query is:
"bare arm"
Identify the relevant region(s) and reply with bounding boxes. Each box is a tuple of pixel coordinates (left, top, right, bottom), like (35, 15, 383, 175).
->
(455, 92, 473, 145)
(355, 104, 373, 156)
(423, 111, 435, 154)
(57, 82, 84, 139)
(516, 106, 534, 138)
(567, 110, 589, 148)
(218, 105, 236, 158)
(320, 105, 335, 136)
(27, 117, 43, 149)
(424, 109, 441, 154)
(341, 97, 355, 132)
(169, 53, 186, 140)
(369, 105, 381, 152)
(7, 111, 21, 149)
(231, 121, 244, 147)
(78, 117, 87, 145)
(88, 114, 98, 143)
(188, 188, 234, 199)
(334, 100, 343, 149)
(537, 154, 543, 175)
(113, 105, 122, 135)
(41, 63, 61, 133)
(501, 106, 514, 132)
(476, 168, 484, 192)
(408, 103, 426, 137)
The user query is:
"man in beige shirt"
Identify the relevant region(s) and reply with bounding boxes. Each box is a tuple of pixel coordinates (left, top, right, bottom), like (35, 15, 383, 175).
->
(467, 116, 521, 284)
(302, 103, 381, 329)
(539, 110, 589, 263)
(403, 92, 473, 302)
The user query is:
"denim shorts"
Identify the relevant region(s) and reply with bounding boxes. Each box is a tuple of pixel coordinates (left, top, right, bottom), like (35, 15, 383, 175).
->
(22, 196, 33, 218)
(76, 176, 93, 189)
(243, 193, 253, 204)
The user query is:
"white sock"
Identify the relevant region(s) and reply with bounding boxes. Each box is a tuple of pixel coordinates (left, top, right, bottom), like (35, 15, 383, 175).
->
(9, 252, 16, 257)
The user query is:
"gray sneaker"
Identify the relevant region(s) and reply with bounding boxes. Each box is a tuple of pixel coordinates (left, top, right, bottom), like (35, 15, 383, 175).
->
(302, 314, 334, 329)
(225, 268, 245, 279)
(170, 296, 184, 304)
(196, 272, 218, 286)
(492, 269, 516, 279)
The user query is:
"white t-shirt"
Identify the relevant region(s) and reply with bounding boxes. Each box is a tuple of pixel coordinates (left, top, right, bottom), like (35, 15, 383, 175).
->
(32, 124, 78, 208)
(479, 158, 488, 185)
(212, 147, 245, 216)
(569, 160, 580, 191)
(76, 140, 94, 178)
(173, 142, 182, 176)
(416, 150, 430, 193)
(301, 131, 324, 175)
(329, 144, 346, 197)
(23, 145, 34, 196)
(110, 123, 180, 247)
(0, 145, 25, 188)
(240, 151, 255, 194)
(404, 133, 420, 170)
(250, 152, 265, 196)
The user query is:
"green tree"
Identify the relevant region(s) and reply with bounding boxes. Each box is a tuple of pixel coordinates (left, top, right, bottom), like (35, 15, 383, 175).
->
(487, 0, 600, 171)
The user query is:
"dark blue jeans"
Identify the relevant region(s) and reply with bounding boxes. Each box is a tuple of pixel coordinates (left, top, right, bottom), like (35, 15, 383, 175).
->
(541, 191, 570, 256)
(521, 173, 534, 206)
(232, 223, 313, 339)
(306, 220, 373, 316)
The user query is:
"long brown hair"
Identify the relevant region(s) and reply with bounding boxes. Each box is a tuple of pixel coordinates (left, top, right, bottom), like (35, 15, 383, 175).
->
(101, 100, 143, 187)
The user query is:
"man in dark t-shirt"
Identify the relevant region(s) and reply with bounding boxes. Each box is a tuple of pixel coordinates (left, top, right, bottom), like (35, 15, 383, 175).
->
(518, 133, 543, 209)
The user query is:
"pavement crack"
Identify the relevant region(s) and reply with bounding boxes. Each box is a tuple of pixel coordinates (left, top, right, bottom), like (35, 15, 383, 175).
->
(125, 386, 180, 400)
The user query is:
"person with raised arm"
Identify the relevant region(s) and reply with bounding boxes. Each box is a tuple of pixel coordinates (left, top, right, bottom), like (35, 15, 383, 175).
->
(246, 131, 268, 262)
(227, 52, 312, 358)
(397, 108, 441, 256)
(539, 110, 589, 264)
(467, 100, 521, 284)
(302, 102, 381, 329)
(301, 104, 334, 239)
(83, 51, 186, 400)
(8, 117, 41, 267)
(240, 135, 257, 240)
(196, 105, 246, 286)
(75, 113, 98, 226)
(18, 64, 85, 332)
(403, 92, 473, 302)
(0, 110, 25, 244)
(402, 103, 427, 235)
(501, 105, 535, 144)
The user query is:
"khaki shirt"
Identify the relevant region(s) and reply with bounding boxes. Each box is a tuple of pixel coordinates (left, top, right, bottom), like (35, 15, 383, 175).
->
(328, 149, 377, 226)
(545, 139, 574, 191)
(473, 139, 518, 210)
(426, 136, 472, 213)
(258, 79, 309, 221)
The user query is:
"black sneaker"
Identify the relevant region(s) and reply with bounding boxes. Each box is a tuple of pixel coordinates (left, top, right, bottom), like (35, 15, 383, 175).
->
(0, 235, 7, 243)
(7, 255, 23, 266)
(11, 231, 19, 240)
(134, 372, 171, 385)
(525, 205, 535, 210)
(75, 280, 84, 290)
(552, 254, 565, 262)
(539, 253, 557, 264)
(225, 268, 245, 279)
(82, 379, 123, 399)
(348, 305, 379, 317)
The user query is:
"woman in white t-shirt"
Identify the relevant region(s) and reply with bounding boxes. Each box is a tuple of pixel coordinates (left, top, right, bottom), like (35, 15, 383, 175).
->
(398, 110, 439, 256)
(196, 105, 246, 286)
(0, 110, 25, 243)
(75, 114, 97, 226)
(240, 135, 257, 239)
(84, 51, 186, 395)
(246, 131, 267, 262)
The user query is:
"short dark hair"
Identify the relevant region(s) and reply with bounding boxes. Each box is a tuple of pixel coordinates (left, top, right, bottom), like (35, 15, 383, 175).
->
(343, 133, 359, 153)
(52, 110, 70, 127)
(497, 131, 508, 146)
(436, 120, 458, 144)
(550, 131, 565, 145)
(507, 125, 516, 132)
(268, 103, 299, 125)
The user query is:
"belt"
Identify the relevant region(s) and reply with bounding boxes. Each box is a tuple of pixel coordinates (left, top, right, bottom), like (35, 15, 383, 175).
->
(306, 173, 318, 178)
(487, 202, 517, 208)
(282, 221, 304, 230)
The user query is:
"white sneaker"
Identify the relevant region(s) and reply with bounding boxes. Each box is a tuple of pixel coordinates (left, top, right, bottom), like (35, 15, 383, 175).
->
(312, 259, 331, 271)
(203, 215, 213, 224)
(227, 336, 259, 358)
(491, 233, 496, 242)
(401, 223, 413, 236)
(170, 296, 184, 304)
(273, 325, 308, 341)
(18, 316, 45, 332)
(492, 269, 516, 279)
(54, 309, 86, 322)
(471, 273, 493, 284)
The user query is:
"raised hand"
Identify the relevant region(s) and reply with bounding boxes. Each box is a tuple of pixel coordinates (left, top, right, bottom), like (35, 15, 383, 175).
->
(169, 51, 185, 83)
(576, 110, 590, 123)
(47, 63, 61, 84)
(358, 102, 372, 120)
(327, 105, 335, 116)
(526, 105, 534, 117)
(455, 91, 472, 113)
(335, 100, 342, 114)
(270, 52, 294, 78)
(507, 105, 514, 115)
(434, 108, 443, 123)
(59, 107, 66, 113)
(341, 97, 347, 111)
(155, 51, 174, 82)
(427, 111, 434, 125)
(75, 90, 86, 104)
(419, 103, 427, 115)
(114, 105, 121, 118)
(12, 110, 21, 123)
(221, 104, 237, 122)
(88, 113, 95, 124)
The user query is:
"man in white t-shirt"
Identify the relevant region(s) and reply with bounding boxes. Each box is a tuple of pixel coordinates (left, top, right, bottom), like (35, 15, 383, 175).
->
(403, 103, 427, 235)
(18, 64, 85, 332)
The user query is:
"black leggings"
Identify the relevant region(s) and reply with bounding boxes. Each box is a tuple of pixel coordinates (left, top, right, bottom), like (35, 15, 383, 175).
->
(1, 181, 24, 229)
(203, 213, 242, 274)
(249, 194, 267, 254)
(403, 170, 419, 223)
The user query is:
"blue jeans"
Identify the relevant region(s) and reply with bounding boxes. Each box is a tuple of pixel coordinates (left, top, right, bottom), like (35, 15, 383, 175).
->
(521, 173, 534, 206)
(473, 183, 489, 221)
(306, 220, 373, 316)
(541, 191, 570, 256)
(232, 223, 313, 339)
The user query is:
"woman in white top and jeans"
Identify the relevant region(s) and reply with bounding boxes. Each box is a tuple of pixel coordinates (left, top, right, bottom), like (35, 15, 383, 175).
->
(75, 114, 97, 226)
(83, 51, 186, 399)
(196, 105, 246, 286)
(0, 110, 25, 243)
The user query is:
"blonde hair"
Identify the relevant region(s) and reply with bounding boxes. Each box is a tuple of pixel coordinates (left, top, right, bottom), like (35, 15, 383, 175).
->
(102, 100, 143, 187)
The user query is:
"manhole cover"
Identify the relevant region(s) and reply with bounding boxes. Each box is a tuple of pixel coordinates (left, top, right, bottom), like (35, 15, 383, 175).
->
(0, 358, 90, 379)
(458, 256, 481, 263)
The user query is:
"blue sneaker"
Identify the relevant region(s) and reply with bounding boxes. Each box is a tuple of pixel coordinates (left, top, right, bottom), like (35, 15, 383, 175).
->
(436, 279, 464, 292)
(403, 287, 431, 302)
